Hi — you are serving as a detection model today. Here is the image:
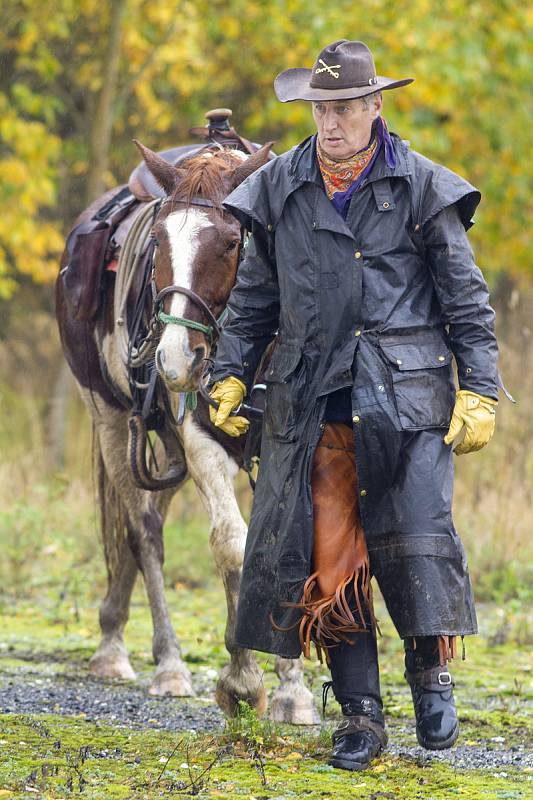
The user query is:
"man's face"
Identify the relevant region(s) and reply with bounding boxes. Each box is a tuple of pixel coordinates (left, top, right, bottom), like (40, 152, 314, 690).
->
(312, 95, 382, 160)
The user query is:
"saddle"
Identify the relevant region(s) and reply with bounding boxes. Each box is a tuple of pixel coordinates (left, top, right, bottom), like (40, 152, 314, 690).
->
(128, 109, 258, 201)
(62, 108, 260, 322)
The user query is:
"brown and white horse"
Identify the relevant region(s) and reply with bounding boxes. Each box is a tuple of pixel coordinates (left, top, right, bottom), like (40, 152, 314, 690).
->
(56, 142, 318, 724)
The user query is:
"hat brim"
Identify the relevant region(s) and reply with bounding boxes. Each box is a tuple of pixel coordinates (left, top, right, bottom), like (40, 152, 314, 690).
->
(274, 68, 414, 103)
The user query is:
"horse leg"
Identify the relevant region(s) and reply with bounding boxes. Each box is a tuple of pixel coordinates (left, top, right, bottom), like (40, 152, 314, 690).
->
(270, 656, 320, 725)
(96, 414, 194, 697)
(182, 416, 267, 716)
(89, 538, 138, 680)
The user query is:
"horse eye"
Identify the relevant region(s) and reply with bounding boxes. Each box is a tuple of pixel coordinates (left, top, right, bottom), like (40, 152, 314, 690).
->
(225, 239, 240, 253)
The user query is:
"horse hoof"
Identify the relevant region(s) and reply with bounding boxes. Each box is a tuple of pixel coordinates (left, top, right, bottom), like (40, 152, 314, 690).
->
(215, 664, 268, 717)
(89, 653, 136, 681)
(269, 685, 320, 725)
(149, 665, 195, 697)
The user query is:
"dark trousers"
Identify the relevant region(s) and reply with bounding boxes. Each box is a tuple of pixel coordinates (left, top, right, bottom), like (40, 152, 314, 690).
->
(329, 632, 442, 708)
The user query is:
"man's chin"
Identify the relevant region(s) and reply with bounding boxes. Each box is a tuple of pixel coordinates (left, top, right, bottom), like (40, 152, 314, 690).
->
(320, 140, 352, 161)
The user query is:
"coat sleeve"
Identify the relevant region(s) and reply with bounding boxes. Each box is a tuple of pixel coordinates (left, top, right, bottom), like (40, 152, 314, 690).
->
(210, 219, 280, 392)
(423, 204, 499, 400)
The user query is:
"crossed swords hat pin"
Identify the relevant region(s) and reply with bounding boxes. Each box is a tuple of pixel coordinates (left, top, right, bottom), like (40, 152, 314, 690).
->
(274, 40, 413, 103)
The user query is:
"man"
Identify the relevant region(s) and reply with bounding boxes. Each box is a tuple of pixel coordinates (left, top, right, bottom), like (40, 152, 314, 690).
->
(209, 40, 501, 770)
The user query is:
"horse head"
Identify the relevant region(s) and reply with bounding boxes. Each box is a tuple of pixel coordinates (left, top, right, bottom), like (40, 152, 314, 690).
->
(133, 140, 273, 392)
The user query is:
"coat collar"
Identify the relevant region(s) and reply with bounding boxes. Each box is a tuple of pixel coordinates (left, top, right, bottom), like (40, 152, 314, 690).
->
(289, 131, 411, 189)
(285, 132, 411, 239)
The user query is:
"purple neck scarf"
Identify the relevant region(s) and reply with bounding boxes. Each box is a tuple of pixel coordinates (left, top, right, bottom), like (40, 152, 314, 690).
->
(328, 117, 397, 218)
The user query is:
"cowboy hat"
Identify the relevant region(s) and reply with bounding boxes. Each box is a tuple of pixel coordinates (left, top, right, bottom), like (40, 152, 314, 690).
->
(274, 40, 413, 103)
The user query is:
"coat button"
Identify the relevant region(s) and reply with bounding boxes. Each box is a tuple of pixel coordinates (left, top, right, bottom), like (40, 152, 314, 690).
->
(382, 201, 390, 209)
(438, 355, 446, 362)
(354, 251, 362, 259)
(355, 329, 362, 337)
(396, 359, 402, 365)
(319, 422, 325, 430)
(352, 415, 360, 423)
(466, 367, 472, 374)
(267, 224, 273, 231)
(360, 489, 367, 497)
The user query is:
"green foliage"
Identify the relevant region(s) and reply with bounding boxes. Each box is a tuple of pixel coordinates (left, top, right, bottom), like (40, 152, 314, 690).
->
(0, 0, 531, 298)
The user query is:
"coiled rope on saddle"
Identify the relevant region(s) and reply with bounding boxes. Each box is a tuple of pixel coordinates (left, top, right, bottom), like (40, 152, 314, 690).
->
(114, 198, 161, 369)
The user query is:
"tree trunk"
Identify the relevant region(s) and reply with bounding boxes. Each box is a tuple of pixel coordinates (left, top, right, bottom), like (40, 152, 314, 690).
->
(85, 0, 127, 204)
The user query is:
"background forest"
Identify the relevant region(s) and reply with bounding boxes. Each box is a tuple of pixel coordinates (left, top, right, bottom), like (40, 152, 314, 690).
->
(0, 2, 531, 797)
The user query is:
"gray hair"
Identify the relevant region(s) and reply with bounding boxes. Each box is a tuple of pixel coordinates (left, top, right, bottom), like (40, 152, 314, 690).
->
(360, 91, 382, 111)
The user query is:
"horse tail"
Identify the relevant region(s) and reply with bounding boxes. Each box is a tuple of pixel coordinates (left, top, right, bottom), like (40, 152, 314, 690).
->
(93, 423, 128, 580)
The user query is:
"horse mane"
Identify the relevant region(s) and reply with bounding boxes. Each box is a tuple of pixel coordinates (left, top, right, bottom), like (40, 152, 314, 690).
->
(172, 149, 243, 207)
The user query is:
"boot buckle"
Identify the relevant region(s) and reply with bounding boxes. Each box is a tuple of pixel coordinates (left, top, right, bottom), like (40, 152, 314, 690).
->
(438, 670, 452, 686)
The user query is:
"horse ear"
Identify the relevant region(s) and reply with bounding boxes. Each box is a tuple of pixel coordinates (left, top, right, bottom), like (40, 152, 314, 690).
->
(132, 139, 183, 196)
(231, 142, 274, 188)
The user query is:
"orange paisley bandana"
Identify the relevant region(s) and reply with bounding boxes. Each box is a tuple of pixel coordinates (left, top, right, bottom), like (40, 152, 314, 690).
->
(317, 137, 378, 199)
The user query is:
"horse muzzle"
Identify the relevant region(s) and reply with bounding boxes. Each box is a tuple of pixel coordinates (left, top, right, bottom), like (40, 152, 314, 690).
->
(156, 342, 207, 391)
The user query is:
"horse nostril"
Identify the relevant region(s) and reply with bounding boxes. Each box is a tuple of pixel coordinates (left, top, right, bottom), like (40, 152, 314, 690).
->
(191, 345, 207, 370)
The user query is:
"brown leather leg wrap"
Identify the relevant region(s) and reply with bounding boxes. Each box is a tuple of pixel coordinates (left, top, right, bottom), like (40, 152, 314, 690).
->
(274, 423, 377, 662)
(333, 715, 389, 747)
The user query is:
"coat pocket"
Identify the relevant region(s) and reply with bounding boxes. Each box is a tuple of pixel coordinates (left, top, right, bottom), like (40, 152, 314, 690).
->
(379, 334, 455, 430)
(264, 345, 303, 442)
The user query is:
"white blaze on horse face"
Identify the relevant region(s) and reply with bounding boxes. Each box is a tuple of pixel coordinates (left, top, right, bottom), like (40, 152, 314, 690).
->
(157, 207, 213, 388)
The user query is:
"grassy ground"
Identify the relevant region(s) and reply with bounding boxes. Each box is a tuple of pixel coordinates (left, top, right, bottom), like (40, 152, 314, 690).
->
(0, 299, 532, 797)
(0, 573, 531, 798)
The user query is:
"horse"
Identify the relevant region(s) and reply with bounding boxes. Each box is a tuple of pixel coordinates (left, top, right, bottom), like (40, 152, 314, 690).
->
(55, 139, 319, 724)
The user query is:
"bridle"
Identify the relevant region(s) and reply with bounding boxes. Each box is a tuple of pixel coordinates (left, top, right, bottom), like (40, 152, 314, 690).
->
(150, 194, 241, 345)
(145, 194, 252, 417)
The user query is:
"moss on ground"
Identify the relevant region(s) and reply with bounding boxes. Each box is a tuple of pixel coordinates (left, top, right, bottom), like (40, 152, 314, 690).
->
(0, 576, 531, 798)
(0, 712, 530, 800)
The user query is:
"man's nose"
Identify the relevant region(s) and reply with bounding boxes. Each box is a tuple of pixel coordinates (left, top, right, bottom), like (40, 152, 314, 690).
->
(323, 111, 338, 131)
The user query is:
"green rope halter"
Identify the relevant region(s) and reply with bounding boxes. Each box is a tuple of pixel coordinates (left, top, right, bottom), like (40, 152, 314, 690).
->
(157, 310, 213, 339)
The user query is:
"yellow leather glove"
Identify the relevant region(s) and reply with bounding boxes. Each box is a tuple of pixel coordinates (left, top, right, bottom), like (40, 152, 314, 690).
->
(444, 389, 497, 455)
(209, 376, 250, 437)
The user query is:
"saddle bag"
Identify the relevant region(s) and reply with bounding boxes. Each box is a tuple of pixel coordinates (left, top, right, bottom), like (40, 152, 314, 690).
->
(61, 187, 138, 322)
(62, 223, 113, 321)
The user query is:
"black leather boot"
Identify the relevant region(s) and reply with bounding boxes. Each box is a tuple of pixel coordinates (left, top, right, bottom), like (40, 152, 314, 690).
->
(405, 664, 459, 750)
(329, 696, 388, 771)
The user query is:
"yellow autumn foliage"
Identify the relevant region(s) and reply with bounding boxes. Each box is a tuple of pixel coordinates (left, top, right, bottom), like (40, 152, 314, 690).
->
(0, 0, 531, 298)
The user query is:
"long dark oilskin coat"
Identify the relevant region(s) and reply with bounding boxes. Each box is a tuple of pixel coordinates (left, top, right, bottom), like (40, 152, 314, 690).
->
(211, 132, 499, 659)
